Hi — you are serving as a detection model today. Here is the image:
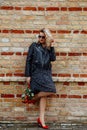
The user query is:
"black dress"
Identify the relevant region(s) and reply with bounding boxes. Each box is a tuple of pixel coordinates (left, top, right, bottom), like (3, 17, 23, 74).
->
(25, 42, 56, 94)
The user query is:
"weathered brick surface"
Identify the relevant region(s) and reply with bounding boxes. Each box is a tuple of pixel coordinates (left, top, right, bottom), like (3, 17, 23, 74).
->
(0, 0, 87, 123)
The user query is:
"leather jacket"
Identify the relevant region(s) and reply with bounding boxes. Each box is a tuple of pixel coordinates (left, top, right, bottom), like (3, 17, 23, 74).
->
(25, 42, 56, 77)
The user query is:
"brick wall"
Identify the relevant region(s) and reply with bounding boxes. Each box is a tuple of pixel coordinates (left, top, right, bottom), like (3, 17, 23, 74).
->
(0, 0, 87, 123)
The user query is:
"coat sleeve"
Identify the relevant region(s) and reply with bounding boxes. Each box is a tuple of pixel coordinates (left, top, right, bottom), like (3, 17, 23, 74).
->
(49, 47, 56, 61)
(25, 43, 34, 77)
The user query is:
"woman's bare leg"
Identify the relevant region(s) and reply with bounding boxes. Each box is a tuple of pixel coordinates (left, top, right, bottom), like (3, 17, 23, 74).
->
(39, 97, 47, 126)
(33, 92, 56, 104)
(38, 92, 56, 97)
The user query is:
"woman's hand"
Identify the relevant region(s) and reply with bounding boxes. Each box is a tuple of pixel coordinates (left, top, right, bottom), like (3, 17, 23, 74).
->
(50, 39, 55, 47)
(26, 77, 31, 84)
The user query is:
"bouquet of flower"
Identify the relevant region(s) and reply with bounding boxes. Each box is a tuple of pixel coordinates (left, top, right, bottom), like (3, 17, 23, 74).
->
(21, 84, 35, 104)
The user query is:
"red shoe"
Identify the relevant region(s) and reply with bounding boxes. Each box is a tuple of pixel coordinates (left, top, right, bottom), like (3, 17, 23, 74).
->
(37, 117, 49, 129)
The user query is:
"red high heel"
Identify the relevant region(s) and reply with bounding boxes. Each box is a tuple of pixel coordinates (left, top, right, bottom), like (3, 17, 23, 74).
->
(37, 117, 49, 129)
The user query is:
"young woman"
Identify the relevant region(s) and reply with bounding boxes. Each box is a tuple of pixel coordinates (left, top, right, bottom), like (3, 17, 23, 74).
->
(25, 28, 56, 129)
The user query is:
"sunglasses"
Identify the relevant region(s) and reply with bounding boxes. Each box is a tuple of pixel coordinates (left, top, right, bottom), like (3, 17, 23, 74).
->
(38, 35, 45, 39)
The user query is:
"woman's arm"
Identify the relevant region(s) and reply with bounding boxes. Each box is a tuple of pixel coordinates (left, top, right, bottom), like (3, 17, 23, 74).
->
(25, 43, 34, 77)
(49, 40, 56, 61)
(49, 47, 56, 61)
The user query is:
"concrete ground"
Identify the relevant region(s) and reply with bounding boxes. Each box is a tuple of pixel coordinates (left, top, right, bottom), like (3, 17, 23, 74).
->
(0, 123, 87, 130)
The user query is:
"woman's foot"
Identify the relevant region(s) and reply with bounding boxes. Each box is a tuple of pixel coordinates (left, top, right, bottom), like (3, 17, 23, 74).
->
(37, 117, 49, 129)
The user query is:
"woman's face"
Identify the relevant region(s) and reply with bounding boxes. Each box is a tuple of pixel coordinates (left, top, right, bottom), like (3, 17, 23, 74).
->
(38, 32, 46, 44)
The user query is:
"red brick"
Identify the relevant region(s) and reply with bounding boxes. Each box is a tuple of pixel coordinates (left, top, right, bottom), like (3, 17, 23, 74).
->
(11, 30, 24, 34)
(15, 52, 22, 55)
(58, 73, 71, 77)
(52, 73, 57, 77)
(1, 52, 14, 55)
(68, 53, 82, 56)
(63, 82, 69, 86)
(56, 52, 59, 56)
(33, 30, 40, 33)
(83, 7, 87, 11)
(23, 7, 37, 11)
(69, 7, 82, 11)
(16, 94, 21, 98)
(2, 30, 9, 33)
(1, 94, 14, 98)
(61, 7, 67, 11)
(46, 7, 59, 11)
(80, 74, 87, 77)
(0, 6, 13, 10)
(73, 30, 79, 33)
(83, 53, 87, 56)
(58, 30, 71, 34)
(3, 82, 10, 85)
(38, 7, 45, 11)
(50, 30, 56, 33)
(56, 94, 59, 98)
(60, 94, 67, 98)
(68, 95, 81, 98)
(23, 52, 28, 55)
(78, 82, 85, 86)
(0, 74, 5, 77)
(18, 81, 25, 85)
(6, 73, 12, 77)
(81, 30, 87, 34)
(83, 95, 87, 98)
(14, 73, 24, 77)
(60, 52, 67, 56)
(14, 7, 21, 10)
(73, 74, 79, 77)
(25, 30, 32, 33)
